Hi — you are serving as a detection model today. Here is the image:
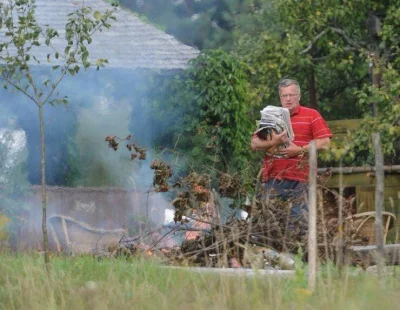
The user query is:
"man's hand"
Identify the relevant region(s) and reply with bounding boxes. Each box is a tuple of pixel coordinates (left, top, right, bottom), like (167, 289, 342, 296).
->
(280, 142, 302, 158)
(280, 137, 331, 158)
(270, 131, 288, 146)
(251, 131, 288, 151)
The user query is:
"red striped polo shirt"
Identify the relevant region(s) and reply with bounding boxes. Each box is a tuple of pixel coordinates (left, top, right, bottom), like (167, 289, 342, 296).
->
(260, 105, 332, 182)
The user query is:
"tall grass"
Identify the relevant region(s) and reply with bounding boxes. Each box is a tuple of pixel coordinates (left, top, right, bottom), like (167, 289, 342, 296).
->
(0, 254, 399, 310)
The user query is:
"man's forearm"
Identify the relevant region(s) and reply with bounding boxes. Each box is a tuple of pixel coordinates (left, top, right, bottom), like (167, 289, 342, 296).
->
(250, 137, 275, 151)
(302, 137, 330, 152)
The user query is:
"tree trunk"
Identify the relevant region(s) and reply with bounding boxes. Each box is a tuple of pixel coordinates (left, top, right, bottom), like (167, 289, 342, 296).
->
(369, 52, 380, 117)
(308, 68, 318, 110)
(39, 104, 50, 272)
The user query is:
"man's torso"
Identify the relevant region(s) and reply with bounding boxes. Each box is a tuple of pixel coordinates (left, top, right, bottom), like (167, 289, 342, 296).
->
(262, 106, 332, 182)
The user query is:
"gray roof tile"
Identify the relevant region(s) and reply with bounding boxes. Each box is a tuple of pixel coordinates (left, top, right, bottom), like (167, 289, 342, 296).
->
(0, 0, 199, 70)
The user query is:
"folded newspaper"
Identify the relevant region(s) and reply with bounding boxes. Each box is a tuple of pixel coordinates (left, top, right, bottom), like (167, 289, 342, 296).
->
(255, 106, 294, 156)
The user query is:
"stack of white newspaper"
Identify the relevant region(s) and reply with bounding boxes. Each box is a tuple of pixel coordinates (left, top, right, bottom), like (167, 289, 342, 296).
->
(255, 106, 294, 149)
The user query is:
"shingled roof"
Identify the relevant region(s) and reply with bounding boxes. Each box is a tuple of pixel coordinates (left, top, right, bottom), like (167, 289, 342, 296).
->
(0, 0, 199, 70)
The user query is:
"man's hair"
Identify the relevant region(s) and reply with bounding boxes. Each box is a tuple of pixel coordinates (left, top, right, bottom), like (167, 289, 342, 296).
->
(278, 79, 301, 95)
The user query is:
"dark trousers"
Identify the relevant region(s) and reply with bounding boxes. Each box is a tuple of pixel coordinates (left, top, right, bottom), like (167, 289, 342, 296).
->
(263, 179, 308, 223)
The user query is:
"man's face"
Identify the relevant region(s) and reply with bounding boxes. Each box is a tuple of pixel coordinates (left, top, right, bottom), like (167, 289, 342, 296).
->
(279, 84, 300, 114)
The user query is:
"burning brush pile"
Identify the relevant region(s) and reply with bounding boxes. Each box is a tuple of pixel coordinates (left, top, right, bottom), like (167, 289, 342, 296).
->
(102, 197, 304, 269)
(97, 141, 360, 268)
(178, 200, 302, 269)
(105, 184, 358, 269)
(99, 167, 310, 269)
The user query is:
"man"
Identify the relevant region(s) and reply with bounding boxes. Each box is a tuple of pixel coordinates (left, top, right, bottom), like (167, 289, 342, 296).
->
(250, 79, 332, 222)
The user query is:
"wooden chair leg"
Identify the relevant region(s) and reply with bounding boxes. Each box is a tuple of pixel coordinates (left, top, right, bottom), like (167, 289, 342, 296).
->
(49, 223, 61, 253)
(61, 217, 70, 247)
(383, 215, 392, 244)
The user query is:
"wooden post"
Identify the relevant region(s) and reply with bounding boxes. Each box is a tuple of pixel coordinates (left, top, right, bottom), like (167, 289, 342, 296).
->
(308, 141, 317, 291)
(337, 164, 344, 267)
(373, 133, 385, 276)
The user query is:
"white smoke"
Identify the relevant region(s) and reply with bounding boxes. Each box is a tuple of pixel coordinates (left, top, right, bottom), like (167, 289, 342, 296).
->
(0, 128, 28, 184)
(71, 96, 134, 187)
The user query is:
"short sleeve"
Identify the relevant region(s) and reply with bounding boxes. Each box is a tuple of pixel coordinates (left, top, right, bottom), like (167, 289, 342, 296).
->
(310, 110, 332, 139)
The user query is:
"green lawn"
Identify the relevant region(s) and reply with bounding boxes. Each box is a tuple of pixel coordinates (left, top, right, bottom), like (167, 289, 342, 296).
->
(0, 254, 399, 310)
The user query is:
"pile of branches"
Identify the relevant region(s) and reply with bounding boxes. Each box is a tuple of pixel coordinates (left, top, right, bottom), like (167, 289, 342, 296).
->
(97, 150, 361, 267)
(179, 198, 307, 268)
(178, 189, 358, 267)
(91, 187, 359, 268)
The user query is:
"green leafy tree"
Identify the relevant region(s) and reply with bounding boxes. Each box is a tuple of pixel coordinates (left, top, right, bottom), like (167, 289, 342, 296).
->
(153, 49, 254, 181)
(235, 0, 369, 113)
(234, 0, 400, 164)
(0, 0, 117, 270)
